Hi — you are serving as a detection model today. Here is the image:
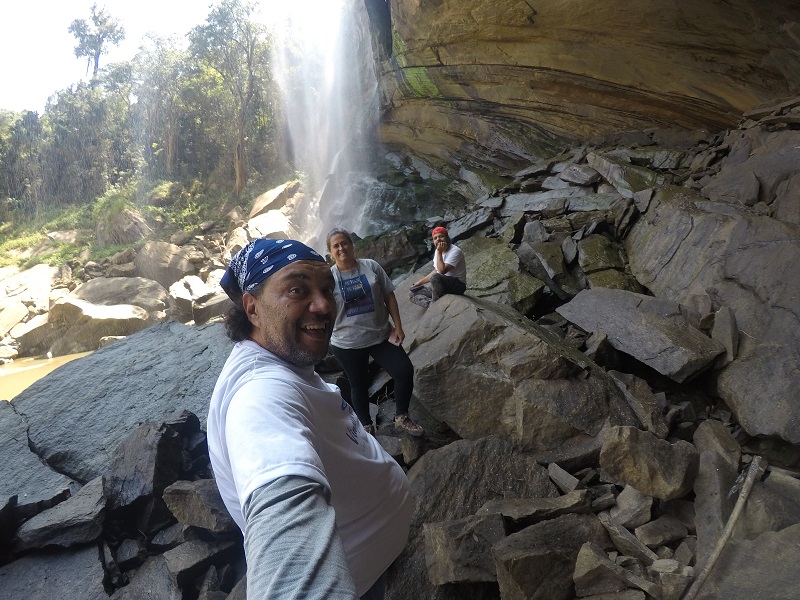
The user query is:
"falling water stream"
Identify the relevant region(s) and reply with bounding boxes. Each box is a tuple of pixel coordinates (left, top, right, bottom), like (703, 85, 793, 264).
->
(264, 0, 382, 243)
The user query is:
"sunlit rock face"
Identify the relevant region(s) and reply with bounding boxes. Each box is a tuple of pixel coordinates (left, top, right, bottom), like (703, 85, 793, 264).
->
(374, 0, 800, 175)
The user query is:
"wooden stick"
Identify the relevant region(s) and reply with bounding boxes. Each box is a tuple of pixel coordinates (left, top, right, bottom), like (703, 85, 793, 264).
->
(681, 455, 767, 600)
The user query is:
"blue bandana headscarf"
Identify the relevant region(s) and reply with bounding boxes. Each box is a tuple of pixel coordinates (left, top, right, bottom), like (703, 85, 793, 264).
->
(220, 238, 325, 300)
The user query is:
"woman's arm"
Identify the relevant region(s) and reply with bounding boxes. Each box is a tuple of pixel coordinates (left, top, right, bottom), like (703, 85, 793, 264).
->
(384, 291, 404, 344)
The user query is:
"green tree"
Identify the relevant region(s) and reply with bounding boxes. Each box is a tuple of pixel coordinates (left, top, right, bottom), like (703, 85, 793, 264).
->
(134, 36, 189, 178)
(0, 110, 44, 217)
(42, 81, 132, 207)
(189, 0, 271, 195)
(69, 4, 126, 80)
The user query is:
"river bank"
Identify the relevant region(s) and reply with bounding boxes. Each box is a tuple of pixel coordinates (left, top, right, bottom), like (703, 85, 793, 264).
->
(0, 352, 91, 401)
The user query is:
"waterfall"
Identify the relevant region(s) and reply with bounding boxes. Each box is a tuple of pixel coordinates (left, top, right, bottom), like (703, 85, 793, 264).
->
(265, 0, 382, 244)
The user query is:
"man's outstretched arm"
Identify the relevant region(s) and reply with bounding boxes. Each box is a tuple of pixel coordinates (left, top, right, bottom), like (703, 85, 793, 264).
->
(243, 476, 358, 599)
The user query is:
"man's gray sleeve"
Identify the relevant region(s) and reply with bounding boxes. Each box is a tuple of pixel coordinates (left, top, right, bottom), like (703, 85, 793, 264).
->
(243, 475, 358, 599)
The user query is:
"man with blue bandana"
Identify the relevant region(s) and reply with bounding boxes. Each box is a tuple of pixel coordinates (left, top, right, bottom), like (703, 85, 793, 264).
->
(208, 238, 413, 599)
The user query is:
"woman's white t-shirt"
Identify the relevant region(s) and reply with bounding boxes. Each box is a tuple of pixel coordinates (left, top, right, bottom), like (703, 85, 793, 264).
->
(330, 258, 395, 349)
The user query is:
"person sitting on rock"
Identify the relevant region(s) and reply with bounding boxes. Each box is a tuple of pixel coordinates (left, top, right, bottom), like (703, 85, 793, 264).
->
(409, 226, 467, 308)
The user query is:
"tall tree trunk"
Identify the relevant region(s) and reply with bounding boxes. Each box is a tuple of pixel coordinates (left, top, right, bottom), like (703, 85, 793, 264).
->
(165, 114, 178, 176)
(233, 112, 247, 196)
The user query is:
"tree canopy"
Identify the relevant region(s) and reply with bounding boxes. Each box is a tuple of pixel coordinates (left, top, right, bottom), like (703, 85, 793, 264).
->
(69, 4, 126, 80)
(1, 0, 291, 225)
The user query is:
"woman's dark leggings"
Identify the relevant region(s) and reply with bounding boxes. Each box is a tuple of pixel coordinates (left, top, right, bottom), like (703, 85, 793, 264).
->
(330, 340, 414, 426)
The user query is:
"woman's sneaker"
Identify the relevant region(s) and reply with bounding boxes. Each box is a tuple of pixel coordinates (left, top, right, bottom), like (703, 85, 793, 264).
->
(394, 414, 423, 436)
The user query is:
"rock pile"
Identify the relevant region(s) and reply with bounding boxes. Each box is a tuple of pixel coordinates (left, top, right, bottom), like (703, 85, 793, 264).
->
(1, 100, 799, 599)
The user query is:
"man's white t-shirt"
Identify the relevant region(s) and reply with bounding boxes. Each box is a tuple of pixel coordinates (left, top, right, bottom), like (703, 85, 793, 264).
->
(207, 340, 413, 594)
(436, 244, 466, 283)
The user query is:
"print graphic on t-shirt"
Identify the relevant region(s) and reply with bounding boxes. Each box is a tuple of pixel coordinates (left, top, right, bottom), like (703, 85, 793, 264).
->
(343, 274, 375, 316)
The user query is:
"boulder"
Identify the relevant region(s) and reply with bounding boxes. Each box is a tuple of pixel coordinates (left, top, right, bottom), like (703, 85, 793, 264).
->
(11, 322, 233, 482)
(410, 295, 638, 451)
(0, 545, 107, 599)
(47, 296, 155, 356)
(134, 241, 200, 289)
(556, 288, 725, 383)
(70, 277, 169, 314)
(625, 187, 800, 442)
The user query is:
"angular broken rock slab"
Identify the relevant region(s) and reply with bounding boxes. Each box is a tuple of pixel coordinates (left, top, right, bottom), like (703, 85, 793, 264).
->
(424, 513, 506, 584)
(556, 288, 725, 383)
(14, 475, 106, 551)
(600, 426, 699, 501)
(111, 554, 182, 600)
(0, 401, 74, 520)
(107, 421, 183, 510)
(693, 450, 738, 570)
(597, 511, 659, 565)
(163, 479, 236, 533)
(409, 294, 638, 451)
(0, 545, 107, 599)
(573, 541, 661, 598)
(492, 513, 612, 600)
(12, 322, 233, 482)
(624, 187, 800, 442)
(695, 522, 800, 600)
(477, 489, 592, 530)
(388, 435, 558, 600)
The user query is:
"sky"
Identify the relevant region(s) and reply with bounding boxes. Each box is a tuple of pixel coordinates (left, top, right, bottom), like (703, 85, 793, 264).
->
(0, 1, 215, 113)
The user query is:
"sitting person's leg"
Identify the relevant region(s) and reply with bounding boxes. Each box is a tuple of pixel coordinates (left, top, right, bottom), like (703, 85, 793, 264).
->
(430, 273, 466, 301)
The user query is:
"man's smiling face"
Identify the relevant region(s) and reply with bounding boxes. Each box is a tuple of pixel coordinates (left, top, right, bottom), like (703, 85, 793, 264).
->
(243, 260, 335, 367)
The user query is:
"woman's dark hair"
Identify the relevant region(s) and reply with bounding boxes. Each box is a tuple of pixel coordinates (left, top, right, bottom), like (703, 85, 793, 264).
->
(326, 228, 353, 250)
(223, 281, 264, 342)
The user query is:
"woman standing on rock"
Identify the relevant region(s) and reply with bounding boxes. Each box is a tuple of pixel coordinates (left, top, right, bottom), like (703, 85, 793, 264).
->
(326, 228, 423, 437)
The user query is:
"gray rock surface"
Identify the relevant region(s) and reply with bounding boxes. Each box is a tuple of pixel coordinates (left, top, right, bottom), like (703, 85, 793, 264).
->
(0, 545, 107, 599)
(556, 288, 725, 383)
(0, 401, 75, 520)
(13, 476, 106, 551)
(11, 322, 232, 482)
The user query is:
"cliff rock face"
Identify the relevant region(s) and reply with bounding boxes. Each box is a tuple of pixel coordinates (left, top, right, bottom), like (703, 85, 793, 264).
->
(372, 0, 800, 175)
